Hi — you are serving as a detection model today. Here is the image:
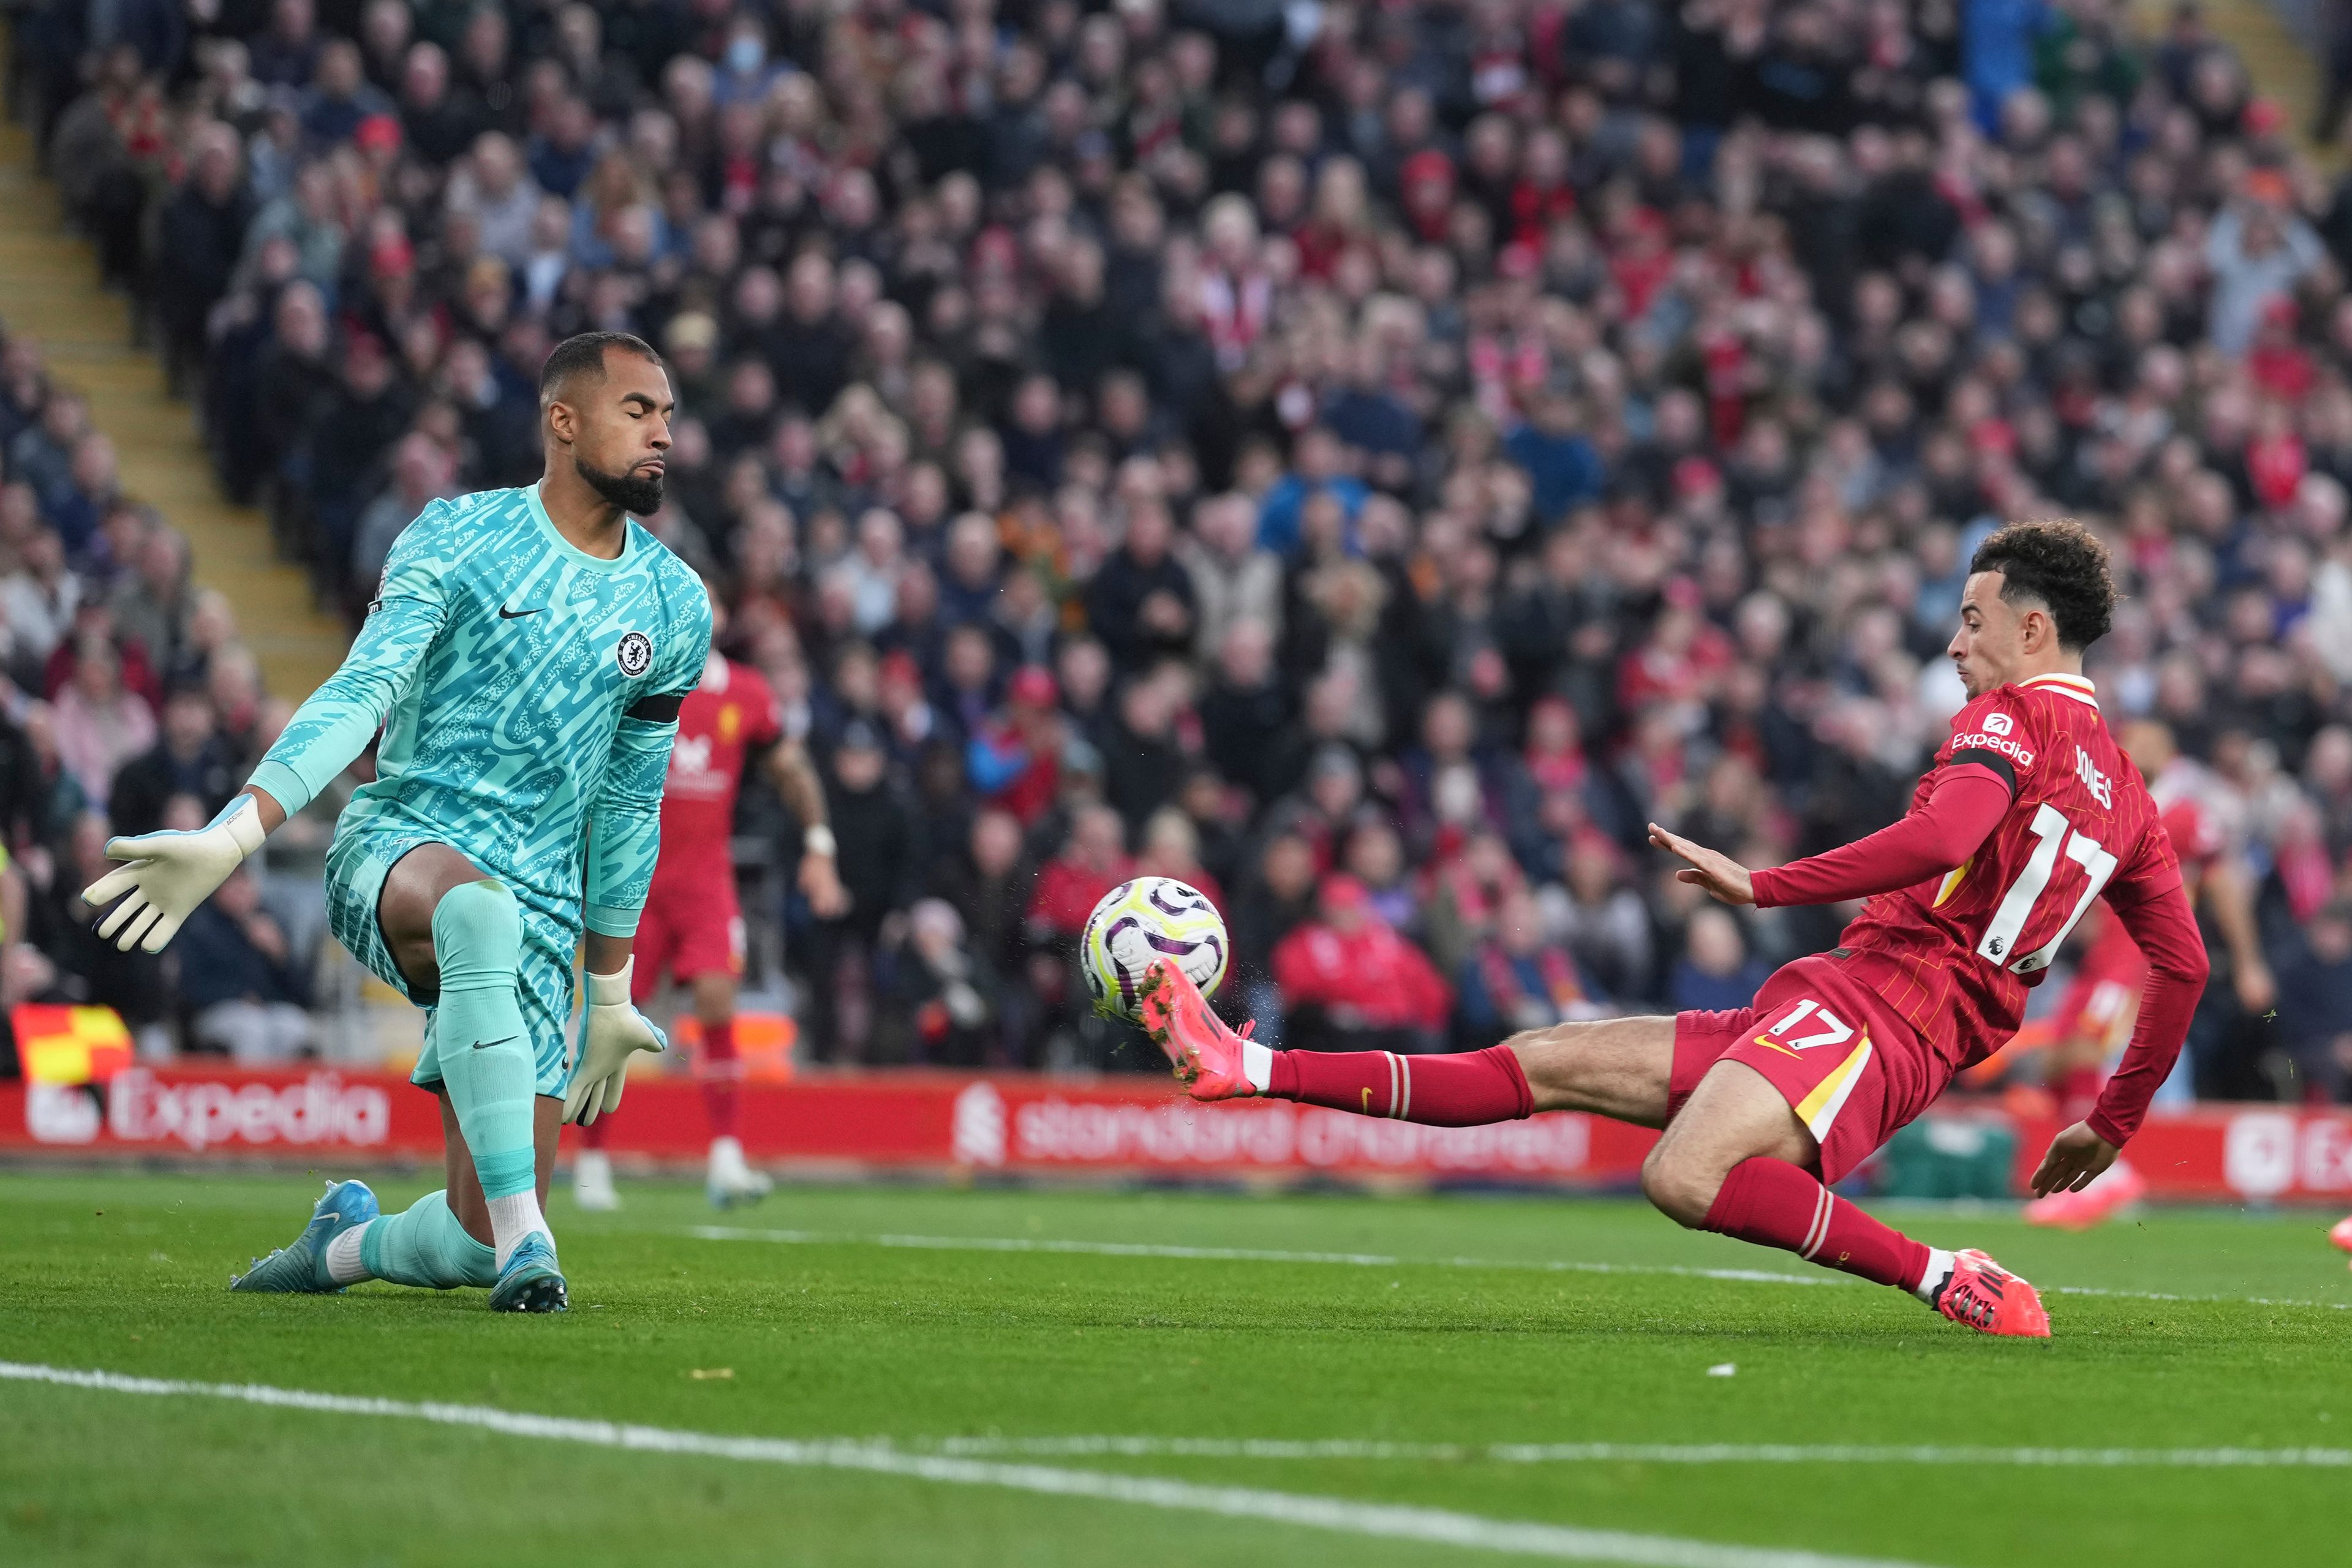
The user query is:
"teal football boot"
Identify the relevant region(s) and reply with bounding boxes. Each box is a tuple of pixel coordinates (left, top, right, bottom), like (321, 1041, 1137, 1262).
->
(230, 1179, 380, 1293)
(487, 1232, 567, 1313)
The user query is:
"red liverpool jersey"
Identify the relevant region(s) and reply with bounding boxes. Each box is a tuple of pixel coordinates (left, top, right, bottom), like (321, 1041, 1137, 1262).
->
(1833, 673, 2180, 1072)
(652, 654, 782, 885)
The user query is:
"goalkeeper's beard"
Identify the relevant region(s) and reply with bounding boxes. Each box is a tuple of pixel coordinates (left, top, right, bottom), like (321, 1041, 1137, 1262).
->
(574, 453, 664, 517)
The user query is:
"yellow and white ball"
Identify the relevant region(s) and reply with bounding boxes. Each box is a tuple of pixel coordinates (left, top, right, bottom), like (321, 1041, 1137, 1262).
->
(1079, 876, 1229, 1023)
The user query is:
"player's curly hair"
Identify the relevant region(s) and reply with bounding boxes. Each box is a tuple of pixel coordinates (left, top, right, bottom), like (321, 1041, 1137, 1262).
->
(1969, 518, 2116, 651)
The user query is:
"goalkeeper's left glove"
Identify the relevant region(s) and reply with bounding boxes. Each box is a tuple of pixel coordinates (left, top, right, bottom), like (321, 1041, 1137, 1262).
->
(564, 959, 667, 1125)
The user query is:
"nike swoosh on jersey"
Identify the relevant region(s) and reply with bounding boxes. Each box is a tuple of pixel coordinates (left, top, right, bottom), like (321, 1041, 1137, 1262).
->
(470, 1035, 519, 1050)
(498, 605, 544, 619)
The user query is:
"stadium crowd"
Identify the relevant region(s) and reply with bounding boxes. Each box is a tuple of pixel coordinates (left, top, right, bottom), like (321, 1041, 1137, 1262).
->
(6, 0, 2352, 1103)
(0, 309, 315, 1070)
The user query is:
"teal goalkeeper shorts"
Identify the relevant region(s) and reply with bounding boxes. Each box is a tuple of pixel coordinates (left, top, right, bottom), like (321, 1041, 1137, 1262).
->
(323, 824, 576, 1098)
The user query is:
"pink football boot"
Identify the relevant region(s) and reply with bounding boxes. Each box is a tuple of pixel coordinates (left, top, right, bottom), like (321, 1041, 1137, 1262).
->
(1137, 959, 1256, 1102)
(1933, 1248, 2052, 1338)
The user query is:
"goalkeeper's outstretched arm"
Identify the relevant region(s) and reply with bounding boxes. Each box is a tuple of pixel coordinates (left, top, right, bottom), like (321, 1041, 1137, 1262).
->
(83, 511, 452, 952)
(244, 512, 453, 818)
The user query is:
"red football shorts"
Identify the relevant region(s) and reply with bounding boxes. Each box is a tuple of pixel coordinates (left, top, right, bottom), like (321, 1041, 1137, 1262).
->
(1668, 952, 1952, 1185)
(632, 870, 745, 1001)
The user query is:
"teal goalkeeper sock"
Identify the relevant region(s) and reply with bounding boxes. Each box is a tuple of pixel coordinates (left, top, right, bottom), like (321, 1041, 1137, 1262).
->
(352, 1191, 497, 1289)
(430, 880, 538, 1202)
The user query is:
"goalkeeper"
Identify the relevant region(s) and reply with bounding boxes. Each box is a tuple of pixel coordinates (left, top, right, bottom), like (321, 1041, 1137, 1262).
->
(84, 332, 710, 1313)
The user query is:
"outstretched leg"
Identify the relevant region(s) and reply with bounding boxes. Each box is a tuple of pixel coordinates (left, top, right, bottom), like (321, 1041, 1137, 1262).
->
(1139, 959, 2048, 1335)
(1143, 959, 1679, 1128)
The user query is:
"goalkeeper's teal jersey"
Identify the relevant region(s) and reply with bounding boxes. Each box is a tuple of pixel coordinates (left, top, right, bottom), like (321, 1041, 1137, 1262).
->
(249, 483, 712, 939)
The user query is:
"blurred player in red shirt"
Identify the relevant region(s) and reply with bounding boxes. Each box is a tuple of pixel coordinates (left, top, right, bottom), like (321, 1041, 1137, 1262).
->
(2024, 720, 2274, 1228)
(575, 589, 847, 1210)
(1145, 521, 2210, 1338)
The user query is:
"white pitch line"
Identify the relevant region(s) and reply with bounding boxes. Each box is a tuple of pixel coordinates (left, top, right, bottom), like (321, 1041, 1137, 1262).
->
(687, 1227, 1841, 1288)
(0, 1362, 1938, 1568)
(687, 1227, 2352, 1313)
(916, 1435, 2352, 1469)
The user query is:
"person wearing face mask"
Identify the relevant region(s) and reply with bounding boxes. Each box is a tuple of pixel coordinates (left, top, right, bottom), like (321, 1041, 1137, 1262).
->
(712, 15, 786, 108)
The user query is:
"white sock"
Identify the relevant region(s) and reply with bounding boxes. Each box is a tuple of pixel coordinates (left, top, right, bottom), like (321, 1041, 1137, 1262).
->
(1914, 1246, 1956, 1303)
(1241, 1041, 1273, 1092)
(486, 1191, 555, 1270)
(325, 1221, 374, 1286)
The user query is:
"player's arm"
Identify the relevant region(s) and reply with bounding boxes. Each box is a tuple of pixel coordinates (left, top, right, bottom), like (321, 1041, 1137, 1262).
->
(581, 688, 682, 944)
(2030, 867, 2210, 1195)
(567, 687, 687, 1124)
(1649, 765, 2011, 908)
(568, 595, 713, 1123)
(763, 734, 848, 918)
(83, 507, 454, 952)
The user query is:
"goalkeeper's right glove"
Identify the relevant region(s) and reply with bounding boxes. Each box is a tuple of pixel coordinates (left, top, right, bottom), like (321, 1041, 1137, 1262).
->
(81, 793, 266, 954)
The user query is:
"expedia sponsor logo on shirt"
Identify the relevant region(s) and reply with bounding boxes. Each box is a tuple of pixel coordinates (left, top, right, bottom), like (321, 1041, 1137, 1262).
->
(1952, 731, 2037, 769)
(1981, 712, 2015, 736)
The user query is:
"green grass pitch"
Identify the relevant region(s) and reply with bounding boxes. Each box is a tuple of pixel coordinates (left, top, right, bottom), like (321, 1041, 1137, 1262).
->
(4, 1169, 2351, 1567)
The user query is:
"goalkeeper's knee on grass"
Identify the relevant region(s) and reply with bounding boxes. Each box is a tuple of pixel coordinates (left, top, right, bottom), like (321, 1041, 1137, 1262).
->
(430, 878, 552, 1267)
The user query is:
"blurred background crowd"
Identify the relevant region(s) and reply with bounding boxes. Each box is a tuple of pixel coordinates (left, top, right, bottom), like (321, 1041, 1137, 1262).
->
(5, 0, 2352, 1102)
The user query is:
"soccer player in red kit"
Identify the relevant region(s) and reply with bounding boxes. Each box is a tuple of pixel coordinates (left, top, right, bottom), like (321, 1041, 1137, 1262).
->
(574, 592, 847, 1210)
(1142, 519, 2211, 1336)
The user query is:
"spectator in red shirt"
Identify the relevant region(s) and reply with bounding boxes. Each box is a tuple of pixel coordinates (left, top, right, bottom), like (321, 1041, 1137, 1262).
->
(1272, 873, 1452, 1055)
(967, 665, 1063, 826)
(1398, 150, 1455, 244)
(1026, 802, 1133, 951)
(2248, 297, 2316, 401)
(1616, 578, 1735, 714)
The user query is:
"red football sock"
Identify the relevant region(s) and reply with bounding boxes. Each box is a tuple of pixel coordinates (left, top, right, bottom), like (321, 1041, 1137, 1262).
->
(582, 1116, 609, 1149)
(1703, 1157, 1931, 1291)
(1268, 1044, 1532, 1126)
(700, 1017, 741, 1140)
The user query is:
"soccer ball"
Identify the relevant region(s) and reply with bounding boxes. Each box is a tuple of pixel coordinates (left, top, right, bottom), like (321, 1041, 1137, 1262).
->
(1079, 877, 1229, 1023)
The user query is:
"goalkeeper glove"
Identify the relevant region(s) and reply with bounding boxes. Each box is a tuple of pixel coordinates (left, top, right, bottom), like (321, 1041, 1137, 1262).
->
(564, 958, 667, 1125)
(81, 794, 266, 954)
